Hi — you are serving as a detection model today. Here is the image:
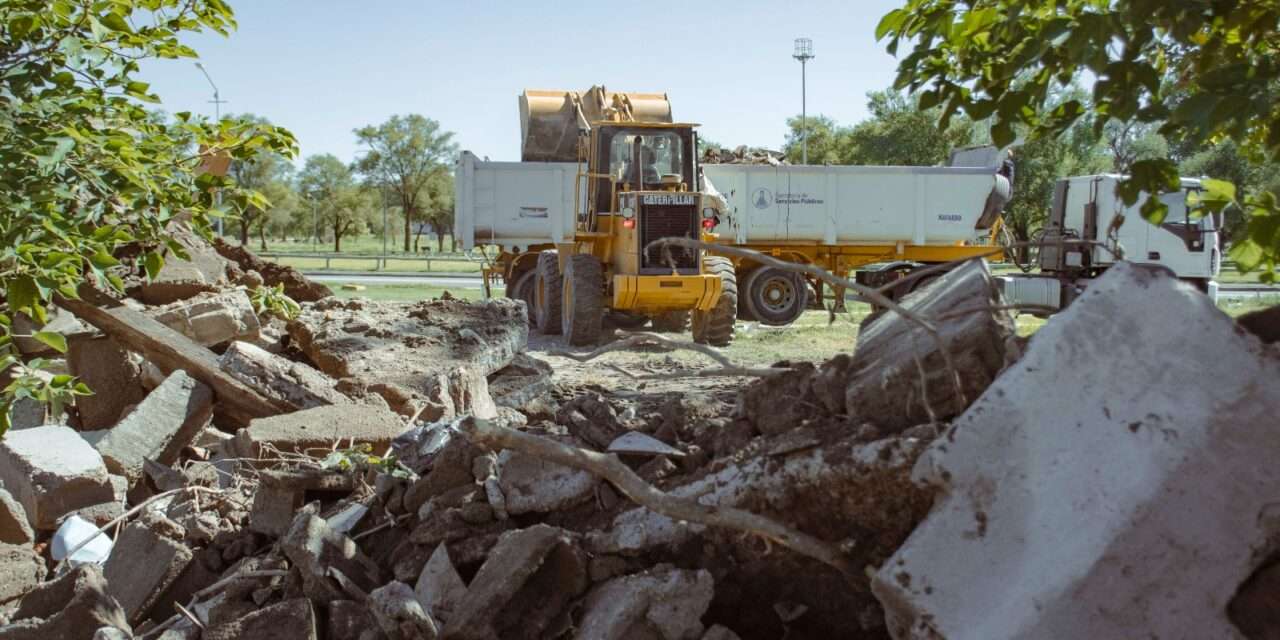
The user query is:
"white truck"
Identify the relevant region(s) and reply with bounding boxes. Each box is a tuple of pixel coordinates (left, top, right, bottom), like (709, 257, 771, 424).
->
(996, 174, 1221, 312)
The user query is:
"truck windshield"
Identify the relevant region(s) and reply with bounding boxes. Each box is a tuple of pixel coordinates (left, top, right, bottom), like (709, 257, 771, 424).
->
(611, 132, 685, 189)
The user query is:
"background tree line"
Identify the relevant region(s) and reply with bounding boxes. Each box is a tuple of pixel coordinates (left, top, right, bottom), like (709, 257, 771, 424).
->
(223, 113, 459, 253)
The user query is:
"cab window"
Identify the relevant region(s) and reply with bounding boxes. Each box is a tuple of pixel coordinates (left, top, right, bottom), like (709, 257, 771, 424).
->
(610, 132, 685, 189)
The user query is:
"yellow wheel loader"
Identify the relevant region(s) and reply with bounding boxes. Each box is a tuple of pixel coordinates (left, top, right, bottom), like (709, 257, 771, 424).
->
(501, 88, 737, 347)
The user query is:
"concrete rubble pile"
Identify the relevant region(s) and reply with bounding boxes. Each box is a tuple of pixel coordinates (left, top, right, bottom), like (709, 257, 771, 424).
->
(1, 221, 1278, 640)
(700, 145, 788, 166)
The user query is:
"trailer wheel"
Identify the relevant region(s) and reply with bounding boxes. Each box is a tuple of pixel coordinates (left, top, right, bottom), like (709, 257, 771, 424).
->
(651, 310, 689, 333)
(562, 254, 604, 346)
(742, 267, 806, 326)
(534, 251, 562, 335)
(693, 256, 737, 346)
(507, 269, 538, 326)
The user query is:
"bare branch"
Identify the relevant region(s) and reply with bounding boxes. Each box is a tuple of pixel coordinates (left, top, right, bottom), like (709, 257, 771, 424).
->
(457, 417, 855, 579)
(549, 331, 786, 378)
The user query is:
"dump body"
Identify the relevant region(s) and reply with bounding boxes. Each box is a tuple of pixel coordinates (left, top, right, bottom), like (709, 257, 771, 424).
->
(454, 152, 580, 250)
(702, 164, 1008, 246)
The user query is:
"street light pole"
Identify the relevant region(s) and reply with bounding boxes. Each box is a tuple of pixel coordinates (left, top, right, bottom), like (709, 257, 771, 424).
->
(793, 38, 815, 165)
(195, 62, 230, 236)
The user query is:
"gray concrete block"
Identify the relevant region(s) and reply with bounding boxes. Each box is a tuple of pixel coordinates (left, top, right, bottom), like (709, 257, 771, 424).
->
(0, 426, 115, 530)
(102, 523, 193, 624)
(233, 404, 409, 459)
(93, 371, 213, 483)
(0, 544, 47, 604)
(0, 488, 34, 545)
(67, 335, 149, 430)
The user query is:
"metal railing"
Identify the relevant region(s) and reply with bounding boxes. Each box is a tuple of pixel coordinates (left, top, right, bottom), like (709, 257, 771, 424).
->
(257, 252, 483, 273)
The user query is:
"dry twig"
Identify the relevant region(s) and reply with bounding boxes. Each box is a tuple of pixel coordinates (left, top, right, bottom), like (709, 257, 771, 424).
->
(457, 417, 855, 579)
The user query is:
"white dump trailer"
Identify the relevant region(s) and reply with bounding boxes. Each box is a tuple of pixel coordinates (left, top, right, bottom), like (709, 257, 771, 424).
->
(456, 149, 1012, 325)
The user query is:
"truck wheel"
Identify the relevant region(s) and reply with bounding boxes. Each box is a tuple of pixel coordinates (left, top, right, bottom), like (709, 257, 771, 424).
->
(562, 254, 605, 346)
(743, 267, 806, 326)
(507, 269, 537, 326)
(693, 256, 737, 346)
(737, 269, 759, 321)
(534, 251, 562, 335)
(650, 310, 689, 333)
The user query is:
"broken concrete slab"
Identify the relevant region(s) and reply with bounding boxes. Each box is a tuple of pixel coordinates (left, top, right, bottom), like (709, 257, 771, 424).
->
(67, 334, 150, 430)
(214, 238, 333, 302)
(576, 566, 715, 640)
(134, 223, 233, 305)
(219, 341, 350, 411)
(0, 565, 130, 640)
(94, 371, 213, 483)
(370, 581, 439, 640)
(12, 307, 88, 357)
(846, 259, 1016, 433)
(0, 488, 34, 545)
(414, 544, 466, 625)
(0, 544, 47, 604)
(556, 391, 625, 450)
(288, 297, 525, 421)
(232, 404, 408, 459)
(0, 425, 116, 530)
(497, 439, 598, 515)
(442, 524, 587, 640)
(250, 469, 357, 537)
(281, 512, 384, 603)
(102, 522, 194, 624)
(488, 354, 553, 409)
(204, 597, 317, 640)
(871, 262, 1280, 640)
(147, 289, 260, 347)
(609, 431, 685, 458)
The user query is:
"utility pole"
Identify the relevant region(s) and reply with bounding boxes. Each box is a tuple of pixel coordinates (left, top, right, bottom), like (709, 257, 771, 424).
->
(793, 38, 815, 165)
(195, 62, 230, 236)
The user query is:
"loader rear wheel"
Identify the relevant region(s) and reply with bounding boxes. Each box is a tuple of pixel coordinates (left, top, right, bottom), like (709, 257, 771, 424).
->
(742, 266, 806, 326)
(534, 251, 562, 335)
(562, 254, 604, 346)
(507, 269, 537, 326)
(693, 256, 737, 346)
(650, 310, 689, 333)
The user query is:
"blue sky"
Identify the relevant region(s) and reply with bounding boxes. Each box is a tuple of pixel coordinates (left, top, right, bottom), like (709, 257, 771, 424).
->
(140, 0, 906, 167)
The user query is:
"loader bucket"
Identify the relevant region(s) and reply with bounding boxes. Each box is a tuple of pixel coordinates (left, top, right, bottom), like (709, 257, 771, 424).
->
(519, 86, 673, 162)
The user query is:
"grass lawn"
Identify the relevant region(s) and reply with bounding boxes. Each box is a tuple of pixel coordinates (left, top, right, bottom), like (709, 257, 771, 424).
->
(330, 283, 488, 302)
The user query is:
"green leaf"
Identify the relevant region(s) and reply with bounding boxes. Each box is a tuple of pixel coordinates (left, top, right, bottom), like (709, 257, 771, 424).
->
(143, 252, 165, 281)
(100, 12, 132, 33)
(1230, 238, 1264, 271)
(33, 332, 67, 354)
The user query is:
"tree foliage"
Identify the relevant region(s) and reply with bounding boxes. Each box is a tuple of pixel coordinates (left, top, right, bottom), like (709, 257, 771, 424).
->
(0, 0, 295, 432)
(226, 113, 293, 246)
(879, 0, 1280, 280)
(353, 115, 457, 252)
(297, 154, 373, 252)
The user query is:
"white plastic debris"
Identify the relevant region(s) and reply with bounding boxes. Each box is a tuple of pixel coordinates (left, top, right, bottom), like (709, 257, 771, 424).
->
(51, 515, 113, 566)
(607, 432, 685, 458)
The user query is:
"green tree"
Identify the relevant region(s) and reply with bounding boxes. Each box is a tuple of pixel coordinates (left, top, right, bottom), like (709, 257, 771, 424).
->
(260, 179, 300, 247)
(298, 155, 372, 252)
(226, 113, 292, 246)
(0, 0, 294, 432)
(783, 115, 849, 165)
(843, 90, 979, 166)
(879, 0, 1280, 280)
(353, 115, 458, 253)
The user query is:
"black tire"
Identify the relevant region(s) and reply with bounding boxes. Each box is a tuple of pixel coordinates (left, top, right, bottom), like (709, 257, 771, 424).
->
(506, 268, 537, 326)
(742, 266, 806, 326)
(737, 269, 759, 321)
(534, 251, 562, 335)
(562, 254, 605, 346)
(693, 256, 737, 346)
(650, 310, 690, 333)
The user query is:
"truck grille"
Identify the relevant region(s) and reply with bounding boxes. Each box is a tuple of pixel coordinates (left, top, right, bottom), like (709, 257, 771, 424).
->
(641, 205, 699, 269)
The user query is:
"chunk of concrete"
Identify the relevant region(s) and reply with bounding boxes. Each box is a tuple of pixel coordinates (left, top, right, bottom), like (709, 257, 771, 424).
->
(219, 341, 349, 411)
(414, 544, 467, 624)
(232, 404, 409, 459)
(11, 307, 88, 357)
(0, 488, 34, 545)
(496, 439, 597, 515)
(487, 354, 553, 409)
(287, 297, 525, 421)
(280, 512, 384, 602)
(214, 238, 333, 302)
(67, 334, 149, 429)
(0, 565, 130, 640)
(204, 597, 317, 640)
(576, 567, 715, 640)
(370, 581, 439, 640)
(845, 259, 1016, 433)
(134, 222, 232, 305)
(0, 426, 115, 530)
(0, 544, 47, 604)
(442, 524, 587, 640)
(249, 469, 356, 538)
(93, 371, 213, 483)
(871, 263, 1280, 640)
(147, 289, 260, 347)
(102, 522, 193, 624)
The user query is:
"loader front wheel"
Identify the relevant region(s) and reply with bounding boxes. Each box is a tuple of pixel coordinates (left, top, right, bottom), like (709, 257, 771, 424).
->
(650, 310, 690, 333)
(534, 251, 562, 335)
(507, 268, 538, 326)
(562, 254, 604, 346)
(693, 256, 737, 346)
